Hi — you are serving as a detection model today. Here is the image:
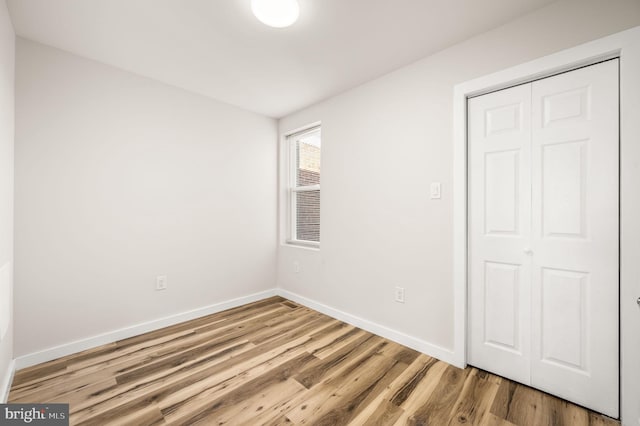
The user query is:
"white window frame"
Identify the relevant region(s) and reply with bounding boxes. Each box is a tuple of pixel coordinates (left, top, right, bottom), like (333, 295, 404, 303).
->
(285, 125, 321, 248)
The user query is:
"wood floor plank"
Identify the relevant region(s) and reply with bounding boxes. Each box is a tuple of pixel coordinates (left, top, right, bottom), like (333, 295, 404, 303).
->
(116, 296, 286, 348)
(71, 309, 331, 419)
(10, 371, 118, 405)
(482, 413, 518, 426)
(502, 383, 545, 426)
(447, 368, 501, 425)
(538, 391, 589, 426)
(141, 315, 332, 422)
(360, 400, 404, 426)
(490, 377, 518, 420)
(283, 340, 411, 423)
(389, 356, 442, 407)
(48, 377, 119, 408)
(72, 317, 325, 422)
(79, 403, 166, 426)
(11, 300, 289, 398)
(70, 338, 256, 417)
(172, 354, 315, 425)
(158, 342, 317, 423)
(11, 343, 119, 389)
(303, 323, 359, 356)
(304, 359, 409, 425)
(193, 378, 306, 426)
(8, 297, 619, 426)
(11, 326, 239, 402)
(274, 338, 392, 423)
(388, 356, 450, 425)
(293, 334, 382, 389)
(589, 412, 620, 426)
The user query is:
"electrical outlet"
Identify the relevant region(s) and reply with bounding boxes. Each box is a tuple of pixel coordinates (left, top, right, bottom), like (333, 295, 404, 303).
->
(156, 275, 167, 291)
(395, 286, 405, 303)
(293, 261, 301, 273)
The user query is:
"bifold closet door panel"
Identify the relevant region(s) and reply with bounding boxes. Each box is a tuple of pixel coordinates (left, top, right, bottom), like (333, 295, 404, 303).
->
(468, 83, 532, 386)
(530, 59, 619, 418)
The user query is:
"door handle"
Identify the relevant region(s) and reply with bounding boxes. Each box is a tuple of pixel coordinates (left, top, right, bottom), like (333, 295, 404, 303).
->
(523, 248, 533, 255)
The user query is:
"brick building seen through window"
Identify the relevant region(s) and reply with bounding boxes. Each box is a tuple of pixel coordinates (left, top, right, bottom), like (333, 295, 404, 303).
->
(292, 128, 320, 244)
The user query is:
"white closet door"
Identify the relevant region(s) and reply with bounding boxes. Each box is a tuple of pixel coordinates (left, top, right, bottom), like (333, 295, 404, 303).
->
(530, 60, 619, 417)
(468, 59, 619, 418)
(468, 84, 532, 386)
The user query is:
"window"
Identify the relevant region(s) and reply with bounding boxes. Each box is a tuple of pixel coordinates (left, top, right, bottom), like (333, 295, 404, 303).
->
(287, 126, 321, 247)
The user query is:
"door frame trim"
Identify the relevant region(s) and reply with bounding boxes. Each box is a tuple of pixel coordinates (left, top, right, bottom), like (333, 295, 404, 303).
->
(453, 26, 640, 423)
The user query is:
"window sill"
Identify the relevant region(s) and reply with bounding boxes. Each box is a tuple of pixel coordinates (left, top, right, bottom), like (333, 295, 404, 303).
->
(285, 240, 320, 250)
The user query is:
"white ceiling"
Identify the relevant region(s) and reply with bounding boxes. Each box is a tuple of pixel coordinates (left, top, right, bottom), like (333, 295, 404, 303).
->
(7, 0, 557, 118)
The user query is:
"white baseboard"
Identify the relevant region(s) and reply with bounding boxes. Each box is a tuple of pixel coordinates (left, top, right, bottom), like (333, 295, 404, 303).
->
(14, 289, 277, 370)
(0, 359, 15, 403)
(275, 289, 459, 367)
(13, 287, 458, 375)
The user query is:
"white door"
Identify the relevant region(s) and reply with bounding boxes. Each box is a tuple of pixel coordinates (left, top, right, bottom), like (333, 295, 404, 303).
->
(468, 83, 533, 386)
(468, 59, 619, 417)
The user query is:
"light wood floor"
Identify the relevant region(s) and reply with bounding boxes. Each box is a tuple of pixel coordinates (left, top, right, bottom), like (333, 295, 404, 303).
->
(9, 296, 618, 425)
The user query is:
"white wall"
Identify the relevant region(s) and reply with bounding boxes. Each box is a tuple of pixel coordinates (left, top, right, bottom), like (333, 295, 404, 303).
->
(14, 39, 277, 357)
(278, 0, 640, 356)
(0, 0, 14, 402)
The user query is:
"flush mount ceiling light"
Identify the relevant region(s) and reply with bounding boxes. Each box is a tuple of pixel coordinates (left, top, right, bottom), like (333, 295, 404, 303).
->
(251, 0, 300, 28)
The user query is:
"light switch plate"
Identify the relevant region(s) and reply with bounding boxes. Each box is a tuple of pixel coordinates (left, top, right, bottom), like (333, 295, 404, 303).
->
(430, 182, 441, 199)
(156, 275, 167, 291)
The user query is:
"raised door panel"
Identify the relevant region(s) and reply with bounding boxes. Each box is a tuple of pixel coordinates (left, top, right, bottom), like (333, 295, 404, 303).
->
(542, 86, 590, 127)
(484, 262, 521, 352)
(485, 150, 520, 235)
(541, 140, 588, 239)
(486, 103, 522, 136)
(540, 268, 589, 373)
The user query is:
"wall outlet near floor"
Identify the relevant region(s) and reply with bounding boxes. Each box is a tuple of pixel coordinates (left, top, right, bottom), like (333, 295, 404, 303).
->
(394, 286, 405, 303)
(293, 261, 301, 273)
(156, 275, 167, 291)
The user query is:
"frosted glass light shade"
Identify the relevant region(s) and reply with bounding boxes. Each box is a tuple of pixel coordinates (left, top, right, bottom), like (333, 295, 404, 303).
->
(251, 0, 300, 28)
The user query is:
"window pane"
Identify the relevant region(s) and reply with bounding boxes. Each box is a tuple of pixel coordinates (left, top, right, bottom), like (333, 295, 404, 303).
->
(296, 190, 320, 242)
(296, 130, 321, 187)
